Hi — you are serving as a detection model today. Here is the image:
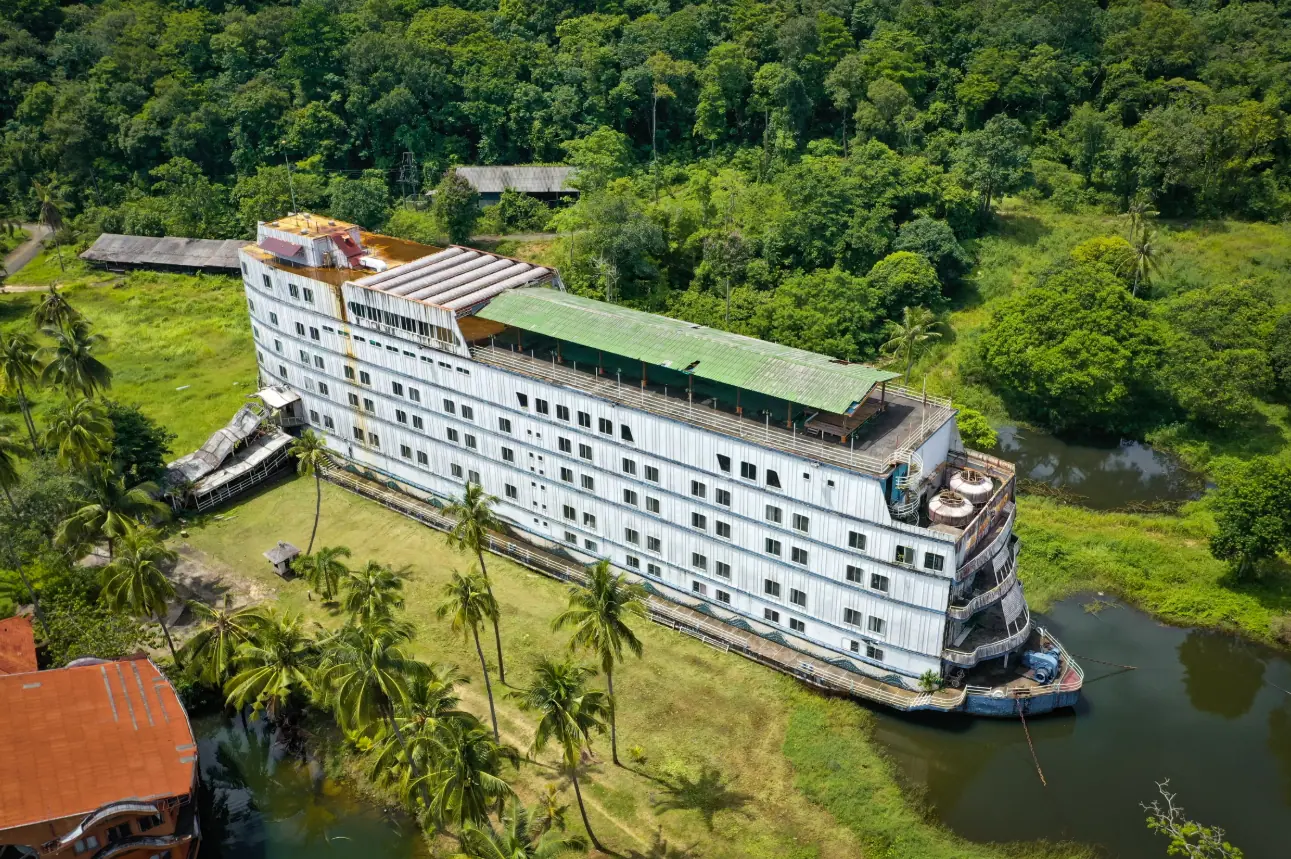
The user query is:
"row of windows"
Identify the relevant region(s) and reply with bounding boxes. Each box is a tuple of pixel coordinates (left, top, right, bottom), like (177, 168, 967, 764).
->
(346, 300, 455, 343)
(259, 272, 316, 305)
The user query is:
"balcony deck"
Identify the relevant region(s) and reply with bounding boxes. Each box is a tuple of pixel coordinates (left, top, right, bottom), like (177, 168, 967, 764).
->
(471, 343, 955, 478)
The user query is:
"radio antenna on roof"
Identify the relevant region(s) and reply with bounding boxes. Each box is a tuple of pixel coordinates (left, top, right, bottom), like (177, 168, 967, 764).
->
(283, 153, 298, 214)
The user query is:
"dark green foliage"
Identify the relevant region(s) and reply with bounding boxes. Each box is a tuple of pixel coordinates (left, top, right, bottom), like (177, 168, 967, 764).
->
(1208, 457, 1291, 579)
(489, 189, 549, 235)
(327, 171, 391, 230)
(1272, 313, 1291, 402)
(38, 582, 148, 667)
(432, 169, 479, 245)
(106, 400, 176, 485)
(893, 217, 970, 285)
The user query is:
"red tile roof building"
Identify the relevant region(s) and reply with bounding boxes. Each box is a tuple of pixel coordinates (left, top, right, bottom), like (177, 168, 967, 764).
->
(0, 621, 200, 859)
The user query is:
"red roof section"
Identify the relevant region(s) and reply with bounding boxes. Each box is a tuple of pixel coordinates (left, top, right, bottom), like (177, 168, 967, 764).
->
(0, 656, 197, 832)
(0, 616, 37, 675)
(258, 236, 304, 259)
(331, 231, 363, 264)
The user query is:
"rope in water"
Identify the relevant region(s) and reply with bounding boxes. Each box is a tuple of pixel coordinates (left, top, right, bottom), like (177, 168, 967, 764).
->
(1018, 704, 1047, 787)
(1073, 654, 1138, 670)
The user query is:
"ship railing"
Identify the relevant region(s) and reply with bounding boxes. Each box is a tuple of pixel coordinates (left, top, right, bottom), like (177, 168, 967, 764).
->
(956, 503, 1016, 581)
(958, 627, 1084, 699)
(472, 344, 955, 478)
(943, 612, 1032, 667)
(40, 802, 162, 854)
(947, 544, 1019, 621)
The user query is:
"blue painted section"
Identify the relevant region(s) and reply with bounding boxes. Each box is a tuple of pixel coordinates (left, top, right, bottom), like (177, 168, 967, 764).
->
(961, 688, 1081, 717)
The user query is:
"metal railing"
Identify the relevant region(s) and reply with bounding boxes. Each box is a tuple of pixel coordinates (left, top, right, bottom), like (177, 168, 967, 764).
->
(959, 625, 1085, 699)
(956, 503, 1016, 581)
(943, 611, 1033, 667)
(947, 544, 1019, 621)
(41, 803, 162, 854)
(472, 344, 955, 477)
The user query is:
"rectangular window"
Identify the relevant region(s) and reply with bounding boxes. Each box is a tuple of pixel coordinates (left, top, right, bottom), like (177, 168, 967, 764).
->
(716, 488, 731, 507)
(626, 555, 640, 569)
(344, 366, 355, 380)
(578, 443, 592, 461)
(468, 469, 480, 485)
(622, 458, 636, 475)
(924, 552, 945, 572)
(578, 411, 591, 428)
(648, 563, 661, 576)
(466, 434, 479, 450)
(517, 393, 529, 408)
(536, 398, 549, 415)
(870, 573, 890, 593)
(323, 415, 334, 429)
(789, 617, 805, 633)
(623, 489, 638, 506)
(295, 322, 306, 336)
(443, 399, 456, 414)
(289, 283, 300, 299)
(400, 444, 412, 459)
(846, 565, 863, 584)
(412, 415, 424, 430)
(262, 274, 271, 289)
(843, 608, 863, 626)
(559, 437, 572, 453)
(310, 326, 320, 340)
(556, 404, 570, 421)
(765, 505, 782, 524)
(741, 461, 757, 481)
(278, 364, 288, 378)
(416, 451, 428, 465)
(270, 312, 279, 326)
(303, 286, 314, 303)
(716, 520, 731, 539)
(691, 512, 707, 530)
(620, 424, 634, 443)
(299, 348, 309, 363)
(866, 644, 885, 662)
(644, 465, 659, 483)
(395, 409, 407, 424)
(583, 512, 597, 529)
(716, 589, 731, 604)
(409, 387, 421, 403)
(690, 480, 706, 499)
(792, 514, 809, 532)
(717, 454, 732, 473)
(319, 381, 329, 396)
(691, 553, 707, 571)
(868, 616, 886, 635)
(498, 417, 512, 433)
(501, 447, 515, 463)
(791, 546, 809, 565)
(359, 370, 371, 385)
(309, 409, 320, 423)
(715, 560, 731, 578)
(790, 588, 806, 607)
(646, 496, 660, 514)
(451, 464, 463, 478)
(565, 531, 578, 544)
(849, 531, 866, 551)
(765, 538, 781, 556)
(461, 405, 474, 421)
(392, 381, 404, 396)
(447, 428, 459, 443)
(563, 505, 575, 521)
(692, 580, 707, 596)
(647, 536, 661, 552)
(895, 546, 916, 565)
(353, 427, 364, 441)
(764, 579, 781, 598)
(597, 417, 612, 435)
(314, 355, 324, 369)
(505, 484, 518, 499)
(368, 432, 380, 448)
(585, 539, 599, 552)
(560, 467, 573, 483)
(764, 608, 780, 624)
(363, 398, 375, 413)
(624, 528, 639, 545)
(766, 469, 781, 489)
(581, 474, 595, 490)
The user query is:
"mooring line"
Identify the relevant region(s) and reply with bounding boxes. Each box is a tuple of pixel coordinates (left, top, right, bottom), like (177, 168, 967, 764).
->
(1018, 704, 1047, 787)
(1073, 654, 1138, 670)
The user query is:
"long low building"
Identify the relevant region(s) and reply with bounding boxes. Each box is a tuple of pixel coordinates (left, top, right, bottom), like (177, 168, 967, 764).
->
(81, 233, 245, 273)
(236, 212, 1073, 711)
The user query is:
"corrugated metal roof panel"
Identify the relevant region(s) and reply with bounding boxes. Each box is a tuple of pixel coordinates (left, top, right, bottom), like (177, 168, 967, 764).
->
(452, 166, 578, 194)
(475, 289, 899, 414)
(80, 233, 244, 269)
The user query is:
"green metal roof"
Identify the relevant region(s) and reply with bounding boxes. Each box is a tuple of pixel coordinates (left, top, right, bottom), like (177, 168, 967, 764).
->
(476, 288, 898, 415)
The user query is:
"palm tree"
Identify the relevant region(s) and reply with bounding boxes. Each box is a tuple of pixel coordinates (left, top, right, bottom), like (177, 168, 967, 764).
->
(180, 596, 267, 688)
(57, 464, 168, 559)
(31, 284, 79, 329)
(511, 658, 611, 853)
(0, 423, 27, 515)
(1128, 225, 1162, 298)
(880, 305, 941, 384)
(368, 665, 473, 803)
(300, 544, 350, 602)
(0, 332, 42, 450)
(224, 608, 318, 720)
(319, 620, 433, 808)
(553, 560, 647, 767)
(289, 431, 329, 554)
(33, 181, 66, 272)
(41, 318, 112, 398)
(438, 569, 502, 742)
(101, 527, 182, 665)
(43, 397, 112, 471)
(445, 483, 507, 684)
(342, 560, 406, 625)
(454, 800, 587, 859)
(416, 718, 516, 836)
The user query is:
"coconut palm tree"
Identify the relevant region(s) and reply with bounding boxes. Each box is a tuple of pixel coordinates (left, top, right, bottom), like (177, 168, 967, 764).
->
(552, 560, 647, 767)
(180, 596, 267, 688)
(300, 544, 350, 602)
(416, 718, 516, 836)
(368, 665, 474, 803)
(454, 800, 587, 859)
(33, 181, 66, 272)
(342, 560, 406, 625)
(319, 620, 433, 808)
(880, 305, 941, 384)
(438, 569, 502, 742)
(41, 318, 112, 398)
(0, 332, 42, 450)
(31, 284, 79, 329)
(224, 608, 318, 720)
(57, 464, 168, 559)
(289, 431, 328, 554)
(43, 397, 112, 471)
(511, 658, 611, 853)
(445, 483, 507, 684)
(1128, 225, 1162, 298)
(101, 527, 182, 665)
(0, 424, 28, 515)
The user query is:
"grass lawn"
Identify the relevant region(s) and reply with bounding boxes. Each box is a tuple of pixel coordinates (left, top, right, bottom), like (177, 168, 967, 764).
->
(0, 227, 29, 257)
(0, 271, 257, 454)
(1, 245, 106, 287)
(176, 475, 1084, 859)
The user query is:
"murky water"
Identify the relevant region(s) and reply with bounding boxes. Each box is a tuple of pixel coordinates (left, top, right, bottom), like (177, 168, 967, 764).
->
(193, 714, 427, 859)
(873, 599, 1291, 858)
(991, 425, 1204, 510)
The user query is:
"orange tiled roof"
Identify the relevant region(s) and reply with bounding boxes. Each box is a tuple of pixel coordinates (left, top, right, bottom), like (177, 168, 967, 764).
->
(0, 656, 197, 832)
(0, 616, 37, 675)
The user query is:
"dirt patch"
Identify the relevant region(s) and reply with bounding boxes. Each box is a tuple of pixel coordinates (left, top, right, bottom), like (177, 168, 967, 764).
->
(171, 542, 278, 612)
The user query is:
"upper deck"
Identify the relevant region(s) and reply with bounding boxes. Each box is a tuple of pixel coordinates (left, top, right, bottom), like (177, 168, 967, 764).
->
(243, 214, 438, 287)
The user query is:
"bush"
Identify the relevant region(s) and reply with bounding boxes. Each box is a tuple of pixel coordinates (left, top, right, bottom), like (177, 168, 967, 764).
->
(955, 406, 998, 449)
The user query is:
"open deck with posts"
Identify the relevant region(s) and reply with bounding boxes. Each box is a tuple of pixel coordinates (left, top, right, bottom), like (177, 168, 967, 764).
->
(471, 341, 955, 477)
